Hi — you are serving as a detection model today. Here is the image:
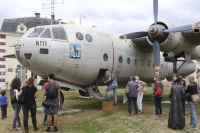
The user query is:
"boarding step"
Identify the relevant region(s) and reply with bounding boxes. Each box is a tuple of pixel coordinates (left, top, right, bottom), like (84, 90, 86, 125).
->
(86, 87, 104, 99)
(102, 101, 119, 111)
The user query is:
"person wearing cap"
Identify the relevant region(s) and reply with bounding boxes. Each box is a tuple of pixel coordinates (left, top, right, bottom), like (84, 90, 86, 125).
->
(168, 78, 186, 129)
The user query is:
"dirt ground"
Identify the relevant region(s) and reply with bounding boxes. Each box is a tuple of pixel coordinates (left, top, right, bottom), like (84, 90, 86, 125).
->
(0, 87, 200, 133)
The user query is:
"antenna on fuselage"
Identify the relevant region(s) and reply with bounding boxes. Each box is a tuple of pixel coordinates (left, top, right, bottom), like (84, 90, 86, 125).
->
(42, 0, 64, 24)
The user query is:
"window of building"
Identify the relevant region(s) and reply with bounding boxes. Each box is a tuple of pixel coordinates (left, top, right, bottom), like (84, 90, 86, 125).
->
(40, 28, 51, 38)
(52, 27, 67, 40)
(8, 68, 13, 72)
(40, 48, 49, 54)
(28, 27, 45, 37)
(103, 53, 108, 61)
(17, 66, 26, 85)
(24, 53, 32, 59)
(127, 58, 130, 64)
(76, 32, 84, 40)
(86, 34, 92, 42)
(119, 56, 123, 63)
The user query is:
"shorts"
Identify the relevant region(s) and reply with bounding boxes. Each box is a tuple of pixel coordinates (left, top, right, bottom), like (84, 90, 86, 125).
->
(45, 99, 58, 115)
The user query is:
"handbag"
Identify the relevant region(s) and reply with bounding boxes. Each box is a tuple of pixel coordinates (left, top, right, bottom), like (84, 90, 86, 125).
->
(18, 87, 26, 104)
(125, 87, 129, 94)
(191, 84, 199, 102)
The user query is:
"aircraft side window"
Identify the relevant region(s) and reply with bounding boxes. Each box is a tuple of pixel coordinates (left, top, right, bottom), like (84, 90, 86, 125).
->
(119, 56, 123, 63)
(58, 27, 67, 40)
(103, 53, 108, 61)
(127, 58, 130, 64)
(86, 34, 92, 42)
(147, 61, 150, 67)
(40, 28, 51, 38)
(40, 48, 49, 54)
(28, 27, 45, 37)
(135, 59, 138, 65)
(141, 60, 144, 66)
(76, 32, 84, 40)
(52, 27, 67, 40)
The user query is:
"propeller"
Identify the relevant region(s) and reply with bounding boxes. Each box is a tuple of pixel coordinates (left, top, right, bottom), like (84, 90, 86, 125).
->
(119, 0, 198, 76)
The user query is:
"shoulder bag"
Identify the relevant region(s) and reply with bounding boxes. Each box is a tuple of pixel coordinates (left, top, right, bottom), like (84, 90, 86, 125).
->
(191, 84, 199, 102)
(18, 87, 26, 104)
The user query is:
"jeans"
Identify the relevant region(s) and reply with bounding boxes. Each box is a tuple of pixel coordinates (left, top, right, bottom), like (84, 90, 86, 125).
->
(188, 101, 198, 127)
(12, 103, 21, 129)
(105, 85, 118, 104)
(1, 104, 7, 118)
(137, 93, 143, 111)
(128, 97, 138, 114)
(22, 104, 37, 129)
(154, 96, 162, 115)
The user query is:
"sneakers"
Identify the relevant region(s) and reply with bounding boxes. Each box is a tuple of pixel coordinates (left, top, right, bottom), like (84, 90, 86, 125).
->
(113, 104, 118, 106)
(33, 127, 39, 131)
(154, 115, 159, 118)
(45, 127, 51, 132)
(191, 126, 198, 129)
(105, 99, 110, 102)
(54, 127, 58, 132)
(42, 121, 46, 125)
(12, 127, 21, 131)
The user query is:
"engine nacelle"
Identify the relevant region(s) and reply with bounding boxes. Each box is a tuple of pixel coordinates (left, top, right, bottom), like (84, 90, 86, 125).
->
(166, 61, 196, 81)
(147, 21, 181, 52)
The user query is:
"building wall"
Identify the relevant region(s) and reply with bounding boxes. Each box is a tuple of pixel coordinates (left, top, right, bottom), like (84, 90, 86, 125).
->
(0, 35, 6, 88)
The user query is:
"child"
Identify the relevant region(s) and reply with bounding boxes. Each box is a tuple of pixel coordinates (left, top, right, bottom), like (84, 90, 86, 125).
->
(42, 107, 54, 126)
(0, 90, 8, 119)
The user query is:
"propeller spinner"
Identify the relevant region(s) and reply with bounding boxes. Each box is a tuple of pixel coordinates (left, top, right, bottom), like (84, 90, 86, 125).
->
(119, 0, 198, 76)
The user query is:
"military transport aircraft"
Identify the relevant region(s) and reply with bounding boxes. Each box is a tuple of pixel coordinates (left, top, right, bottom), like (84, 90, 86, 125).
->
(3, 0, 200, 99)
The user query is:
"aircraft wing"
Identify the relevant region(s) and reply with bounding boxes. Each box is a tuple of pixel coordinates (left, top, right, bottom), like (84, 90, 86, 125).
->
(182, 21, 200, 46)
(2, 54, 16, 58)
(131, 37, 153, 51)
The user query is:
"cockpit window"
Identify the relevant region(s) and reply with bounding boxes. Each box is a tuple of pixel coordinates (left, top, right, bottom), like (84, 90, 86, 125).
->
(52, 27, 67, 40)
(28, 27, 45, 37)
(40, 28, 51, 38)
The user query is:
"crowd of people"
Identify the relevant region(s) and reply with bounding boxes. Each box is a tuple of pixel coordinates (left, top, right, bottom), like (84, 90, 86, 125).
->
(104, 71, 199, 130)
(0, 73, 61, 133)
(0, 71, 199, 132)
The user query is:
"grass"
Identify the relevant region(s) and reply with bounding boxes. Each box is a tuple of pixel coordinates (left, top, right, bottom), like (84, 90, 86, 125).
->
(0, 86, 200, 133)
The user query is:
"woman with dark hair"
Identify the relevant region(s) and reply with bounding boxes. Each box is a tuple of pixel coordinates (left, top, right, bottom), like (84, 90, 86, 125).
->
(19, 77, 38, 133)
(10, 78, 22, 131)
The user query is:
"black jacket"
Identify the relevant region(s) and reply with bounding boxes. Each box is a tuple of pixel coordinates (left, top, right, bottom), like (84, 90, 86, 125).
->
(185, 82, 199, 101)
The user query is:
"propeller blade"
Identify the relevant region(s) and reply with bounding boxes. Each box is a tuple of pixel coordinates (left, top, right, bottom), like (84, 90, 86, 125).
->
(153, 0, 158, 24)
(153, 40, 160, 76)
(119, 32, 148, 39)
(164, 24, 194, 33)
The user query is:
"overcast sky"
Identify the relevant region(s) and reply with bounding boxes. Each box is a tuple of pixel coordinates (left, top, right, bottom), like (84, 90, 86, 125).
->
(0, 0, 200, 35)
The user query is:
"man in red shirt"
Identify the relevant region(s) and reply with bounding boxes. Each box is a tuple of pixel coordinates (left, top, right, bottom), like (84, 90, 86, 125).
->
(43, 73, 60, 132)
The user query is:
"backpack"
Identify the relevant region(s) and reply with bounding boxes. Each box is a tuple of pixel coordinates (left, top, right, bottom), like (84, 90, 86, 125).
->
(155, 83, 162, 96)
(10, 90, 17, 102)
(46, 82, 58, 99)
